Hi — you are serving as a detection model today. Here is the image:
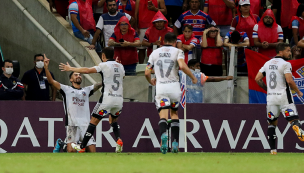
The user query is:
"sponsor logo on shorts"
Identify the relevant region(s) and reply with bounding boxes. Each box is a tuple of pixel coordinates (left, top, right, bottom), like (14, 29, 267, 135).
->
(115, 110, 122, 116)
(285, 109, 295, 117)
(68, 135, 72, 140)
(171, 102, 179, 108)
(160, 99, 169, 107)
(98, 110, 108, 116)
(268, 112, 274, 119)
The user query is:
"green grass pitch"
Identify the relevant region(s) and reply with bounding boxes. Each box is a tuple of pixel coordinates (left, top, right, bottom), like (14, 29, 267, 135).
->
(0, 153, 303, 173)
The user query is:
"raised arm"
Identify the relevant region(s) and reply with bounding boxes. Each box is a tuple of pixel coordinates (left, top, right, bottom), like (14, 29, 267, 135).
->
(44, 55, 61, 90)
(59, 62, 97, 74)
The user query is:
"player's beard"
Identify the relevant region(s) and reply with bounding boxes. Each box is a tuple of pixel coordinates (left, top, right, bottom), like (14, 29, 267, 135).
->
(75, 78, 82, 85)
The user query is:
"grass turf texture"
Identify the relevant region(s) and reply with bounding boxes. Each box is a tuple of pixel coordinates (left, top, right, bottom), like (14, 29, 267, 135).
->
(0, 153, 303, 173)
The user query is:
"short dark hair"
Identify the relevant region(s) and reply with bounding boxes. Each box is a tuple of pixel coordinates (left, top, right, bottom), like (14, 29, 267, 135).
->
(69, 71, 75, 79)
(3, 59, 13, 67)
(102, 47, 114, 60)
(106, 0, 116, 5)
(276, 43, 290, 54)
(34, 54, 44, 61)
(183, 25, 193, 31)
(230, 31, 241, 44)
(297, 4, 304, 17)
(164, 32, 177, 43)
(187, 59, 199, 68)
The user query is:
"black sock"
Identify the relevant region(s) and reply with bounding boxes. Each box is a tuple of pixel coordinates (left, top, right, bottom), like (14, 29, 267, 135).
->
(158, 118, 168, 136)
(80, 123, 96, 149)
(291, 120, 301, 128)
(171, 119, 180, 143)
(62, 143, 67, 152)
(111, 122, 120, 140)
(267, 125, 276, 150)
(58, 140, 66, 152)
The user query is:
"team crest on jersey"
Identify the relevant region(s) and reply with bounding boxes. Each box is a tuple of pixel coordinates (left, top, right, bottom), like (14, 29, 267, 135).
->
(284, 109, 295, 117)
(99, 110, 108, 116)
(193, 19, 197, 24)
(13, 81, 16, 85)
(82, 92, 86, 96)
(268, 112, 274, 119)
(160, 98, 170, 107)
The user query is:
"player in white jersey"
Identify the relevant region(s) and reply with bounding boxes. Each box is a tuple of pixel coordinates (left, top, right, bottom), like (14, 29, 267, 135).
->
(43, 55, 102, 153)
(255, 43, 304, 155)
(59, 47, 125, 152)
(145, 33, 197, 154)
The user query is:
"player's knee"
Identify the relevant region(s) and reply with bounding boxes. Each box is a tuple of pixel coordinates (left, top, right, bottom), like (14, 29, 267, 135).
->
(91, 114, 103, 123)
(267, 112, 278, 125)
(285, 115, 299, 122)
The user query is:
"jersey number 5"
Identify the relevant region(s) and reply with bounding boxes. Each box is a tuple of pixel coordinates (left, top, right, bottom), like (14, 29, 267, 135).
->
(112, 74, 120, 91)
(156, 59, 174, 78)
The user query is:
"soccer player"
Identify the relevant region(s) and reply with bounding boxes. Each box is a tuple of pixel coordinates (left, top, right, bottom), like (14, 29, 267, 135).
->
(43, 55, 102, 153)
(59, 47, 125, 153)
(145, 33, 197, 154)
(255, 43, 304, 155)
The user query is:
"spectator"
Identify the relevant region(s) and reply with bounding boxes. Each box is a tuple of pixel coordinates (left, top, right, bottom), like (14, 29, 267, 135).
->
(49, 0, 69, 18)
(177, 25, 199, 63)
(291, 45, 302, 59)
(290, 4, 304, 47)
(142, 11, 173, 57)
(224, 31, 249, 73)
(118, 0, 136, 17)
(135, 0, 167, 64)
(0, 60, 24, 100)
(68, 0, 102, 53)
(203, 0, 235, 37)
(297, 36, 304, 49)
(21, 54, 57, 101)
(224, 30, 250, 48)
(178, 59, 233, 103)
(231, 0, 260, 46)
(253, 9, 284, 58)
(173, 0, 216, 40)
(272, 0, 299, 42)
(200, 25, 223, 76)
(93, 0, 105, 24)
(108, 16, 141, 75)
(235, 0, 264, 17)
(88, 0, 134, 51)
(164, 0, 187, 27)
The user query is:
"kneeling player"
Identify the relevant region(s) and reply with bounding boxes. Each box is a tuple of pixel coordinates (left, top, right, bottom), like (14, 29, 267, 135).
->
(44, 55, 101, 153)
(255, 43, 304, 155)
(145, 33, 197, 154)
(59, 47, 125, 152)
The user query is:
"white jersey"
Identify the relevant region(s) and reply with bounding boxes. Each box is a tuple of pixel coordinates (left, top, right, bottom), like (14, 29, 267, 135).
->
(60, 84, 94, 126)
(94, 60, 125, 105)
(148, 46, 184, 95)
(259, 57, 294, 105)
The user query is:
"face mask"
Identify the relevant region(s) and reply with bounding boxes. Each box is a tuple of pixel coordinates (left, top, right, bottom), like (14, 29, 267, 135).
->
(36, 61, 44, 68)
(5, 68, 14, 75)
(195, 69, 200, 73)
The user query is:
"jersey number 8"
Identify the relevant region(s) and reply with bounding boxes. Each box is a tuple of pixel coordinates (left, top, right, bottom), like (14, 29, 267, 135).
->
(269, 71, 277, 89)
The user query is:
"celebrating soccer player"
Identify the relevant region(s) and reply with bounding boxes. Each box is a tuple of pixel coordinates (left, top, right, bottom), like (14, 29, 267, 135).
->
(44, 54, 102, 153)
(59, 47, 125, 153)
(145, 33, 197, 154)
(255, 43, 304, 155)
